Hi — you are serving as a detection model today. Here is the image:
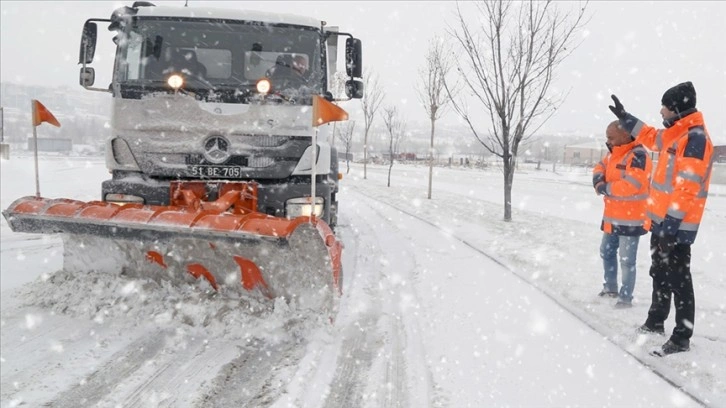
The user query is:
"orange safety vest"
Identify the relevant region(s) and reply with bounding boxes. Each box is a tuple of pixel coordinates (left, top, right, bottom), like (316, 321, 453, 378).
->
(593, 140, 652, 235)
(625, 111, 713, 244)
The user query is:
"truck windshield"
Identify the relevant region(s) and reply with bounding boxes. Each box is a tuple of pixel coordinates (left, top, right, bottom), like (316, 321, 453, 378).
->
(114, 18, 324, 103)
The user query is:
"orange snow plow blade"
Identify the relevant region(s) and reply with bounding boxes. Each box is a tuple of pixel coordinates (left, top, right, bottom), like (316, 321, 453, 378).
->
(2, 182, 342, 312)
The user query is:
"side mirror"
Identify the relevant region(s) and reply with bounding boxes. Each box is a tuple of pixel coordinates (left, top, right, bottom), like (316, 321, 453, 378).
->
(79, 67, 96, 87)
(345, 38, 362, 78)
(345, 79, 364, 99)
(79, 21, 98, 64)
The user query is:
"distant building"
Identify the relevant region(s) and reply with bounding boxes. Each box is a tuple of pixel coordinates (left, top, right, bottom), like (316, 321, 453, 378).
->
(714, 145, 726, 163)
(563, 141, 607, 166)
(397, 152, 417, 161)
(27, 137, 72, 152)
(712, 145, 726, 186)
(337, 151, 354, 162)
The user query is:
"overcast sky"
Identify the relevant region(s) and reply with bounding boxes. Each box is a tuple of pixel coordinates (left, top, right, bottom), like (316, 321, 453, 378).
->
(1, 1, 724, 142)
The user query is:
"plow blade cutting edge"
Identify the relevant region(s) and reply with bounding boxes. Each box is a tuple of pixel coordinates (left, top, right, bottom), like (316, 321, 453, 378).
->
(2, 194, 342, 313)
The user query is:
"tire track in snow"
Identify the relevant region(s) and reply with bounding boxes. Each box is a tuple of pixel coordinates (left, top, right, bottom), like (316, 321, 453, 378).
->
(115, 336, 241, 408)
(322, 315, 381, 408)
(325, 193, 438, 408)
(320, 199, 392, 407)
(381, 315, 407, 408)
(48, 329, 169, 408)
(353, 197, 413, 408)
(194, 339, 304, 408)
(348, 190, 455, 407)
(365, 200, 412, 408)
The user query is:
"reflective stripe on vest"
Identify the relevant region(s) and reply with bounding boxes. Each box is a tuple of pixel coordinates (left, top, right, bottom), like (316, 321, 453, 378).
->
(602, 217, 645, 227)
(608, 194, 649, 202)
(655, 130, 664, 151)
(652, 140, 678, 194)
(678, 170, 703, 183)
(647, 210, 663, 224)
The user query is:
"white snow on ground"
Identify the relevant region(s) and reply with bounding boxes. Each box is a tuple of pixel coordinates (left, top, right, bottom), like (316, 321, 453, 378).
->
(1, 154, 725, 407)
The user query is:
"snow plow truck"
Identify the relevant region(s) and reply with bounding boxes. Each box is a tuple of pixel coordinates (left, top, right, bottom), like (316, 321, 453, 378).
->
(2, 1, 364, 312)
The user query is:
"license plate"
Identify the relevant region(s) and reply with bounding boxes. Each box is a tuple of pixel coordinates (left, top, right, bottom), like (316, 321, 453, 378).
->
(188, 165, 245, 178)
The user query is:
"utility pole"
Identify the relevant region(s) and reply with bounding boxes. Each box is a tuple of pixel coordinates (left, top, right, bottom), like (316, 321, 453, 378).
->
(0, 106, 9, 160)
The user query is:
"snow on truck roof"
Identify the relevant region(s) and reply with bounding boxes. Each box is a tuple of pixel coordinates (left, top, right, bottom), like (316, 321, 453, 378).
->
(132, 5, 323, 28)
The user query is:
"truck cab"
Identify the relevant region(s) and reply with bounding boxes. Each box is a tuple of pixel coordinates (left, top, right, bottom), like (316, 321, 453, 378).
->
(78, 2, 363, 228)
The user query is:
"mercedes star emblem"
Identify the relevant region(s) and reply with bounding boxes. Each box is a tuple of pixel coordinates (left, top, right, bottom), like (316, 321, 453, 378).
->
(202, 135, 231, 164)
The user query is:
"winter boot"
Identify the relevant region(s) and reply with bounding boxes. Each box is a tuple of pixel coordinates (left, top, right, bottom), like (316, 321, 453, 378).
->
(598, 288, 618, 298)
(636, 323, 665, 335)
(652, 337, 690, 356)
(614, 299, 632, 309)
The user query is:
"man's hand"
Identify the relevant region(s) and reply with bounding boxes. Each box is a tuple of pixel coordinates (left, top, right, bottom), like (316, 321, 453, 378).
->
(595, 182, 608, 196)
(609, 94, 626, 119)
(657, 233, 677, 255)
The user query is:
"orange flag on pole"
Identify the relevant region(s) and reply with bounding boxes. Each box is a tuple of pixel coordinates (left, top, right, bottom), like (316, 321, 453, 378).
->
(32, 99, 61, 127)
(312, 95, 348, 127)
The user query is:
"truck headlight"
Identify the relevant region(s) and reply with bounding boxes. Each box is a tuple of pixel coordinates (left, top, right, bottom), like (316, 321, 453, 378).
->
(256, 78, 271, 95)
(167, 74, 185, 90)
(286, 197, 324, 218)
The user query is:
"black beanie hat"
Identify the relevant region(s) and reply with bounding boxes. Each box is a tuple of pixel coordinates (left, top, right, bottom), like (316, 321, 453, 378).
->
(661, 81, 696, 113)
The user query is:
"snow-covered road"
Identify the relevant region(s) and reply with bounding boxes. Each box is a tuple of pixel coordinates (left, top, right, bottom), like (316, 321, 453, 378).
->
(333, 188, 698, 407)
(2, 156, 723, 407)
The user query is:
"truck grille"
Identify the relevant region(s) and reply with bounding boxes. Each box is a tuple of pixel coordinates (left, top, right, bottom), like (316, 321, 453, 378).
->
(231, 134, 290, 147)
(185, 154, 248, 166)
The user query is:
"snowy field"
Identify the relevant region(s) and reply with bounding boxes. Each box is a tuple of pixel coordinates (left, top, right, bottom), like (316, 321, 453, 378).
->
(1, 153, 725, 407)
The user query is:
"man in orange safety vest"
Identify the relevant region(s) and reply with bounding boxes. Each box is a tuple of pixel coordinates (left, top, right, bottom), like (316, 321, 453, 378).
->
(593, 121, 652, 309)
(609, 81, 714, 356)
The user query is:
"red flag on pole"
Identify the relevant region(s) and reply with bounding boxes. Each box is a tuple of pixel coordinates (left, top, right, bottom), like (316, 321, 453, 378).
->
(32, 100, 61, 127)
(312, 95, 348, 127)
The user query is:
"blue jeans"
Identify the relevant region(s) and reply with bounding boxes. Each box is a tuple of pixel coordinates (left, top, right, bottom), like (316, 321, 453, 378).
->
(600, 232, 640, 302)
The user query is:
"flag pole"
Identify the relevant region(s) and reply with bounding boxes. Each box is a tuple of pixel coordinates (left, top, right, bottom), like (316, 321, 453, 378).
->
(310, 95, 347, 225)
(28, 99, 60, 197)
(311, 126, 317, 224)
(31, 100, 41, 198)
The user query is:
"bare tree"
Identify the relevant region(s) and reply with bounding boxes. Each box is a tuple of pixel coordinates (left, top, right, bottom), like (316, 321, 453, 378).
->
(417, 35, 456, 199)
(335, 120, 356, 174)
(361, 70, 385, 180)
(382, 106, 405, 187)
(446, 0, 588, 221)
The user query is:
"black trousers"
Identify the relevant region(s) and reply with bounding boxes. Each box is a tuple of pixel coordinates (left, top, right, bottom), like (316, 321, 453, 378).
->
(646, 234, 694, 341)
